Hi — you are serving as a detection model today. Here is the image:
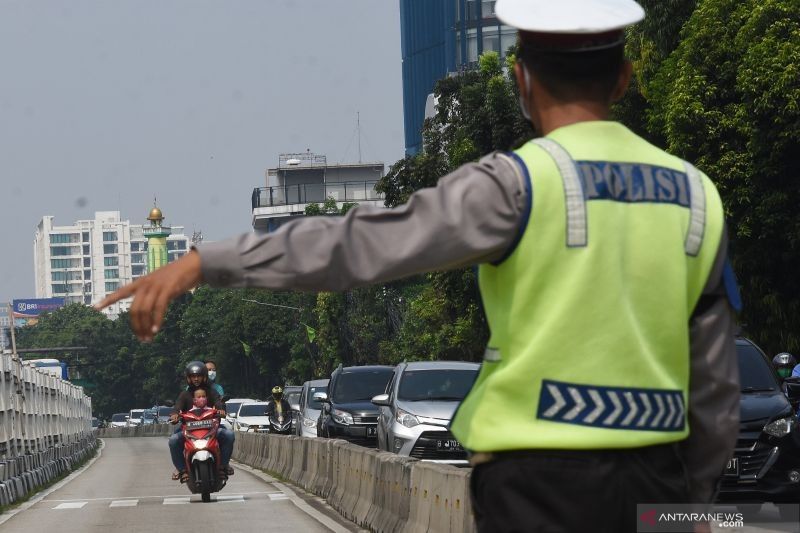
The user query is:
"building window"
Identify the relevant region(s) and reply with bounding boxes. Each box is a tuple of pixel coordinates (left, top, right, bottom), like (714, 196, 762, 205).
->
(105, 282, 119, 292)
(177, 240, 187, 250)
(482, 26, 500, 54)
(84, 282, 91, 293)
(103, 231, 118, 242)
(83, 257, 91, 267)
(50, 233, 78, 244)
(131, 253, 144, 264)
(51, 246, 78, 256)
(467, 28, 479, 63)
(82, 232, 90, 243)
(103, 244, 118, 254)
(167, 241, 176, 251)
(481, 0, 496, 18)
(83, 244, 90, 255)
(104, 257, 119, 267)
(52, 272, 68, 281)
(132, 265, 146, 276)
(84, 294, 92, 304)
(84, 269, 91, 280)
(51, 258, 78, 269)
(131, 242, 142, 252)
(500, 26, 515, 56)
(51, 284, 68, 294)
(104, 269, 119, 279)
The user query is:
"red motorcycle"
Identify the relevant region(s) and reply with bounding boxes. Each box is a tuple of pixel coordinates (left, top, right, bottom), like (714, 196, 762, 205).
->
(179, 407, 226, 502)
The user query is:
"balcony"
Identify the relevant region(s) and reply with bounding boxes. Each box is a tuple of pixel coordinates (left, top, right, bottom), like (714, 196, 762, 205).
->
(251, 180, 384, 210)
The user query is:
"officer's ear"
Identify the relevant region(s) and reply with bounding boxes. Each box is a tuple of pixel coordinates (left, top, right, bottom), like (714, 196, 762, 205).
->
(610, 60, 633, 104)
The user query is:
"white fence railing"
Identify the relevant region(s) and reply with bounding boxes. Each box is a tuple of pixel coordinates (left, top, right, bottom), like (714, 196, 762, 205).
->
(0, 353, 95, 508)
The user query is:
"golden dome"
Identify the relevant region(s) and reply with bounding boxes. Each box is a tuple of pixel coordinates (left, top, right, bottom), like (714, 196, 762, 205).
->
(147, 207, 163, 221)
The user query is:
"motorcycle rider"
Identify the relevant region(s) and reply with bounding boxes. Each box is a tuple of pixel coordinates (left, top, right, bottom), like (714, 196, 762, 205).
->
(264, 386, 292, 425)
(205, 360, 225, 398)
(169, 361, 234, 482)
(773, 353, 797, 380)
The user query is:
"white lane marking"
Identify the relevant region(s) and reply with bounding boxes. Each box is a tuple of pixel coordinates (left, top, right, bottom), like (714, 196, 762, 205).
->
(0, 440, 105, 528)
(268, 493, 289, 501)
(231, 460, 351, 533)
(44, 491, 275, 503)
(163, 497, 190, 505)
(110, 499, 139, 507)
(53, 502, 88, 509)
(214, 494, 245, 503)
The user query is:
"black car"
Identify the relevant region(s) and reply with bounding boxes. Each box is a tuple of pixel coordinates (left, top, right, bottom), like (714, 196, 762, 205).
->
(717, 338, 800, 510)
(315, 365, 394, 446)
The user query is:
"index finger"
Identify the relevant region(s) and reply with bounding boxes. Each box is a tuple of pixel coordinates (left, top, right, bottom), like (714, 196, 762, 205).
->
(94, 280, 138, 311)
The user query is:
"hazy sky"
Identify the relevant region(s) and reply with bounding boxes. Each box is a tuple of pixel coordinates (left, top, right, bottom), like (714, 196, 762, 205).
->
(0, 1, 404, 303)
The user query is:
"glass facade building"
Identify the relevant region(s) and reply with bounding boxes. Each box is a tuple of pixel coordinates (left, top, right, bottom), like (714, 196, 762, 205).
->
(400, 0, 516, 155)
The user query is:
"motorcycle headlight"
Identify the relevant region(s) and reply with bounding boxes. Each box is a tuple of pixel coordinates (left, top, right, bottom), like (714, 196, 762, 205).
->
(332, 409, 354, 425)
(194, 439, 208, 450)
(764, 417, 795, 438)
(396, 409, 420, 428)
(303, 417, 316, 428)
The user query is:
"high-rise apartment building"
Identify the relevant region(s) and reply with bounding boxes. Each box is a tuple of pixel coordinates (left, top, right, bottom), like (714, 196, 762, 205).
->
(400, 0, 516, 154)
(33, 210, 189, 318)
(0, 304, 10, 352)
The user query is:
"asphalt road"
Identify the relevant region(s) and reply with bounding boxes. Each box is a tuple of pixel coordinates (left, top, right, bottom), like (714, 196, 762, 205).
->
(0, 437, 360, 533)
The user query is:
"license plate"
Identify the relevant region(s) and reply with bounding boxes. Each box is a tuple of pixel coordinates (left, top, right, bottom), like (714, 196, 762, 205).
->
(366, 426, 377, 437)
(724, 457, 739, 477)
(186, 420, 213, 429)
(436, 439, 463, 452)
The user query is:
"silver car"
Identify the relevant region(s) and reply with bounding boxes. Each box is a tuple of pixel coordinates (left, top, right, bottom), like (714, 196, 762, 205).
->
(295, 379, 329, 438)
(372, 361, 479, 464)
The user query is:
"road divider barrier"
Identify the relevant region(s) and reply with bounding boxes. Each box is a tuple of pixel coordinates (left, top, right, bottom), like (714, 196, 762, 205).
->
(232, 433, 476, 533)
(0, 353, 95, 508)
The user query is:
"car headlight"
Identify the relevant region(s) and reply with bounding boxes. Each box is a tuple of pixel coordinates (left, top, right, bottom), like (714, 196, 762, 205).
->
(332, 409, 354, 425)
(238, 422, 249, 428)
(764, 417, 795, 437)
(303, 417, 316, 428)
(396, 409, 420, 428)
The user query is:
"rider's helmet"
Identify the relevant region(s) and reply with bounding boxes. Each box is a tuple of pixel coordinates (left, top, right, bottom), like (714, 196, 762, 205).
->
(185, 360, 209, 384)
(773, 353, 797, 379)
(271, 386, 283, 401)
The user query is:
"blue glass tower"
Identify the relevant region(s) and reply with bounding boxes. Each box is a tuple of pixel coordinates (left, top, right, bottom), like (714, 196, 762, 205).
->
(399, 0, 516, 155)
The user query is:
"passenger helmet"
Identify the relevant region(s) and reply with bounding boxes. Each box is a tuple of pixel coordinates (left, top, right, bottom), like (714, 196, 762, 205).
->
(271, 386, 283, 400)
(773, 353, 797, 379)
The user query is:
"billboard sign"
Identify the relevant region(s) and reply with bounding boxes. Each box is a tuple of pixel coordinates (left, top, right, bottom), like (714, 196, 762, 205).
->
(12, 298, 65, 319)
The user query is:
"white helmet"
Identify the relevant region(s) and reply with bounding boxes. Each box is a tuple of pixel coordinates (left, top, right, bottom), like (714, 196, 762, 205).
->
(496, 0, 644, 35)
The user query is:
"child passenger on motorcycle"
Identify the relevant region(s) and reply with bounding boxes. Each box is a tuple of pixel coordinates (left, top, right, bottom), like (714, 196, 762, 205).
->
(169, 361, 234, 482)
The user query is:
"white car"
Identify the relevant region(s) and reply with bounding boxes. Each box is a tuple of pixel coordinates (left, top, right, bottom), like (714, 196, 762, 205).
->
(234, 402, 271, 433)
(110, 413, 129, 428)
(225, 398, 257, 426)
(127, 408, 145, 427)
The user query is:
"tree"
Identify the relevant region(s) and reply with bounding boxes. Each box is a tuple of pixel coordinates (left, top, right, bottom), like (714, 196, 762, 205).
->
(647, 0, 800, 352)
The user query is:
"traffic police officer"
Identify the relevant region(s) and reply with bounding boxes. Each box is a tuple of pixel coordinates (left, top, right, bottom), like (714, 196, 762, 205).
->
(98, 0, 741, 530)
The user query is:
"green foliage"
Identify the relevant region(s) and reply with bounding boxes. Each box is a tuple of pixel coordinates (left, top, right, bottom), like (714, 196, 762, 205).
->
(305, 196, 358, 216)
(647, 0, 800, 353)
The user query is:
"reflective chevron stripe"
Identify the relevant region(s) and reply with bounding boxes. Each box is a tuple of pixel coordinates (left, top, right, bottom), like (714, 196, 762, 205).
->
(537, 380, 685, 432)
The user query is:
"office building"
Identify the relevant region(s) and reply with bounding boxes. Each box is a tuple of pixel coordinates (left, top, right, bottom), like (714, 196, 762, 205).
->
(400, 0, 516, 154)
(0, 304, 10, 352)
(33, 209, 189, 318)
(251, 152, 385, 232)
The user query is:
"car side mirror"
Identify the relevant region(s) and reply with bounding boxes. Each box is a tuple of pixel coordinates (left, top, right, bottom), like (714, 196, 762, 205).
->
(313, 392, 329, 403)
(371, 394, 390, 407)
(784, 377, 800, 403)
(229, 413, 237, 418)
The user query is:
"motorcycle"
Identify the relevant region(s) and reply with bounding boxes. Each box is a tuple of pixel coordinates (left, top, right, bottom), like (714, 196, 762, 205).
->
(179, 407, 227, 502)
(268, 410, 293, 434)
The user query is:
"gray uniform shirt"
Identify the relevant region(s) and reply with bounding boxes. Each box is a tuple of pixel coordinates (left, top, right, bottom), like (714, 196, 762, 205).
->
(197, 151, 739, 503)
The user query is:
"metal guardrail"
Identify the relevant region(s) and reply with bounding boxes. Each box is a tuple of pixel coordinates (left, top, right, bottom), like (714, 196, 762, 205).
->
(251, 181, 385, 210)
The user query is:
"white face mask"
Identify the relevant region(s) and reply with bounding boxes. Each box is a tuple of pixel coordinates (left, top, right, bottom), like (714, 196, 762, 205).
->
(208, 370, 217, 382)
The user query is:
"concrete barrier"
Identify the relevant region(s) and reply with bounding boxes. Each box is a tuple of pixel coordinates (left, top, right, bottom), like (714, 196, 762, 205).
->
(230, 433, 475, 533)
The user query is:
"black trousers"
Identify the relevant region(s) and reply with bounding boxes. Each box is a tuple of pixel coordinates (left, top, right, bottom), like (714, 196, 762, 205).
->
(470, 444, 689, 533)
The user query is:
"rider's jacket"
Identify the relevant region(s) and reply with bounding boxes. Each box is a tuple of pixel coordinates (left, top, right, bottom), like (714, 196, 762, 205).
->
(450, 122, 725, 452)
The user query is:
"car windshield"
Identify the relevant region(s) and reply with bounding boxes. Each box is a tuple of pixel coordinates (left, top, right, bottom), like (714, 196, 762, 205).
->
(238, 404, 267, 417)
(157, 407, 173, 416)
(332, 369, 393, 403)
(130, 410, 144, 418)
(285, 391, 301, 405)
(307, 385, 328, 409)
(91, 418, 100, 427)
(111, 414, 127, 422)
(143, 411, 156, 419)
(398, 369, 478, 401)
(226, 402, 242, 414)
(738, 343, 779, 392)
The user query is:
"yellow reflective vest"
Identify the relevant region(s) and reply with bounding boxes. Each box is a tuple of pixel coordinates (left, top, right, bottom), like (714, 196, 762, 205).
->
(450, 121, 724, 452)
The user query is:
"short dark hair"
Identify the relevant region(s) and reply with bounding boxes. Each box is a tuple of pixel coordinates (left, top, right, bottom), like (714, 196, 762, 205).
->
(204, 359, 217, 367)
(517, 40, 625, 102)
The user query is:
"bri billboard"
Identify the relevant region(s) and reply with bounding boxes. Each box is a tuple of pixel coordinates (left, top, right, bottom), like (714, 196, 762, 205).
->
(12, 298, 65, 319)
